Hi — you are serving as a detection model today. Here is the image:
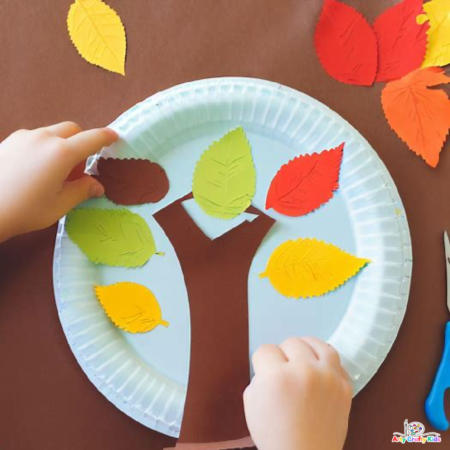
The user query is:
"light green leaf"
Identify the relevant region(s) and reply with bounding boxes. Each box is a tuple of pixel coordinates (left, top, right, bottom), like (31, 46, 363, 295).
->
(66, 208, 159, 267)
(193, 127, 256, 219)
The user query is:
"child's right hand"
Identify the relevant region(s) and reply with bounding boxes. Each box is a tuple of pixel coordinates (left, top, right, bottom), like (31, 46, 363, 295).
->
(244, 337, 352, 450)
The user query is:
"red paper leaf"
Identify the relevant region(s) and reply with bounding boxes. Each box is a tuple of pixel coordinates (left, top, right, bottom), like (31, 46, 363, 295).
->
(265, 143, 344, 217)
(373, 0, 428, 82)
(94, 158, 170, 205)
(314, 0, 377, 86)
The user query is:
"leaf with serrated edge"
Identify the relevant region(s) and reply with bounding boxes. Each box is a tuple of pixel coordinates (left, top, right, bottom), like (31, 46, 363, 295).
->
(381, 67, 450, 167)
(66, 208, 161, 267)
(266, 144, 343, 217)
(193, 127, 256, 220)
(315, 0, 377, 85)
(373, 0, 428, 82)
(67, 0, 126, 75)
(260, 238, 370, 299)
(95, 282, 169, 333)
(94, 158, 169, 205)
(418, 0, 450, 68)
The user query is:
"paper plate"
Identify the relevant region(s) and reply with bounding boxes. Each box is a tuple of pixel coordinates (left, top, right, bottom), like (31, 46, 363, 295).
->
(53, 77, 412, 438)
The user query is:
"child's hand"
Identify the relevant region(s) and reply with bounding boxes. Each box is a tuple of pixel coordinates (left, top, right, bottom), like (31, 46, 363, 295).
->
(244, 337, 352, 450)
(0, 122, 118, 241)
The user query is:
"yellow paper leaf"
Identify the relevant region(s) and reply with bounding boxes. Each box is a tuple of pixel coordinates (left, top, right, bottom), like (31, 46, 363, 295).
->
(95, 282, 169, 333)
(260, 238, 370, 299)
(417, 0, 450, 67)
(67, 0, 126, 75)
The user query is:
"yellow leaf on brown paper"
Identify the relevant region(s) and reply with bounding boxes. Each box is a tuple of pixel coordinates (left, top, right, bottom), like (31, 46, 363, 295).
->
(417, 0, 450, 68)
(260, 238, 370, 299)
(95, 282, 169, 333)
(67, 0, 126, 75)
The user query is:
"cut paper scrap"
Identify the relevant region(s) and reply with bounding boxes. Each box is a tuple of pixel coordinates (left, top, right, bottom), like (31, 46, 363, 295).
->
(182, 198, 258, 240)
(418, 0, 450, 68)
(315, 0, 377, 86)
(66, 208, 161, 267)
(94, 158, 170, 205)
(373, 0, 428, 82)
(95, 282, 169, 333)
(260, 238, 370, 299)
(193, 127, 256, 220)
(165, 436, 254, 450)
(381, 67, 450, 168)
(67, 0, 126, 75)
(265, 143, 343, 217)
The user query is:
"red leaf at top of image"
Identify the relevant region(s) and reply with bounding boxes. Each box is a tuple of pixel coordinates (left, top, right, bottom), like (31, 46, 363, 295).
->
(381, 67, 450, 168)
(94, 157, 170, 205)
(265, 143, 344, 217)
(373, 0, 428, 82)
(314, 0, 377, 86)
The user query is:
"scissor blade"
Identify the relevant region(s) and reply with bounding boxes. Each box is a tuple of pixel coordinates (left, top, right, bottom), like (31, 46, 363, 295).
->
(445, 231, 450, 314)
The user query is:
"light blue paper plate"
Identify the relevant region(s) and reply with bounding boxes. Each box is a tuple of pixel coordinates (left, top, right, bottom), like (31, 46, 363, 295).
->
(53, 78, 412, 438)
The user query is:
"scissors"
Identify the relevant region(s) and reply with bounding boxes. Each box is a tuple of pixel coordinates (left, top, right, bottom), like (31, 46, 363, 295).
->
(425, 231, 450, 431)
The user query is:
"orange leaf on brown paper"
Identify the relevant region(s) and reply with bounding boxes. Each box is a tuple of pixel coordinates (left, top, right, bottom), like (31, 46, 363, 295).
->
(381, 67, 450, 167)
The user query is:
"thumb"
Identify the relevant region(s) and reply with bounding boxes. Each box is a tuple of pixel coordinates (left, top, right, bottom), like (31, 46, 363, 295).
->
(60, 176, 105, 212)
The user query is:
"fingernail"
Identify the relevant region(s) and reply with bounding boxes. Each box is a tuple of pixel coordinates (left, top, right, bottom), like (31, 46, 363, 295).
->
(90, 183, 105, 198)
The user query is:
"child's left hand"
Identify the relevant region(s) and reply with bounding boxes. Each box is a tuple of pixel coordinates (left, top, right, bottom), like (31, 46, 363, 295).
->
(0, 122, 118, 241)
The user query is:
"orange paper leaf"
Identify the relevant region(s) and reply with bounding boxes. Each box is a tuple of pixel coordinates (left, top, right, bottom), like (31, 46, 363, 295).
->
(381, 67, 450, 167)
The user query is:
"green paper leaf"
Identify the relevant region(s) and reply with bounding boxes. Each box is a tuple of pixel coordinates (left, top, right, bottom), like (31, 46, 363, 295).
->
(66, 208, 159, 267)
(193, 127, 256, 219)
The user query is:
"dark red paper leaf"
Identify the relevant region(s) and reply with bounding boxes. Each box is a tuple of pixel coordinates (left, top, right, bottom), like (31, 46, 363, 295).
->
(94, 158, 169, 205)
(67, 160, 87, 181)
(314, 0, 377, 86)
(374, 0, 428, 82)
(266, 143, 344, 217)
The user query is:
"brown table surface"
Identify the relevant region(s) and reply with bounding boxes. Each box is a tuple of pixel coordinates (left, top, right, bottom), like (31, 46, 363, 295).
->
(1, 0, 449, 449)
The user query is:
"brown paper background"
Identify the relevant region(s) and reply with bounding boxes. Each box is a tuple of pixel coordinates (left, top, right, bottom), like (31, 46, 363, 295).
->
(0, 1, 449, 449)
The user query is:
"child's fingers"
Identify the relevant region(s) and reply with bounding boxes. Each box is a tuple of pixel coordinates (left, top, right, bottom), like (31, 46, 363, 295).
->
(252, 344, 287, 374)
(66, 128, 119, 164)
(59, 176, 105, 213)
(279, 337, 319, 362)
(300, 336, 341, 368)
(45, 121, 82, 138)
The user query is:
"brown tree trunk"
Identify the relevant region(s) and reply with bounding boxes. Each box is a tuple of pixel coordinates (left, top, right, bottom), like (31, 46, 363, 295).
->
(154, 194, 274, 444)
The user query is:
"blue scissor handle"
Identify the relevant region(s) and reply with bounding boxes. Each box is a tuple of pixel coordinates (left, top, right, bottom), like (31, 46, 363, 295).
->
(425, 321, 450, 431)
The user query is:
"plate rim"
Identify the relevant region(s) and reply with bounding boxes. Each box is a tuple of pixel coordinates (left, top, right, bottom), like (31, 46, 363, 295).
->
(53, 76, 413, 437)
